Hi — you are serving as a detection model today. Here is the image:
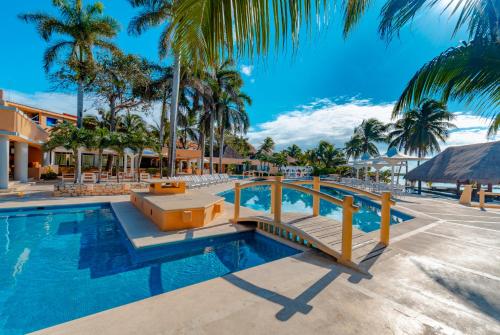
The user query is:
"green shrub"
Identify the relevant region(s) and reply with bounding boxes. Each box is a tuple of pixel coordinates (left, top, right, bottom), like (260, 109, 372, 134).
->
(41, 171, 58, 180)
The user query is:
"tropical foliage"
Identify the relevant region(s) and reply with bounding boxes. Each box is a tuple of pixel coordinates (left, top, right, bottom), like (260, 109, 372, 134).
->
(388, 99, 456, 158)
(19, 0, 119, 127)
(343, 0, 499, 134)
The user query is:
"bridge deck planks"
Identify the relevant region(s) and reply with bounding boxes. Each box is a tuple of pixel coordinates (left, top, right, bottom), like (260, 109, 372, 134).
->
(237, 212, 387, 272)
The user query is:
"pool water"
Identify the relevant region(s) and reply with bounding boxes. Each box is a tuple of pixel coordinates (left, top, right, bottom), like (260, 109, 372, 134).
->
(0, 204, 299, 335)
(220, 185, 412, 232)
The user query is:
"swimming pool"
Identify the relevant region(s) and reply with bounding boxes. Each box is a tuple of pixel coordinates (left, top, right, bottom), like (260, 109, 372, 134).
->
(220, 185, 413, 232)
(0, 204, 299, 334)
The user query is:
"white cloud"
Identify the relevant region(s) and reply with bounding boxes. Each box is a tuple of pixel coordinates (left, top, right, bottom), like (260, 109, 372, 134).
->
(240, 65, 253, 76)
(247, 98, 498, 153)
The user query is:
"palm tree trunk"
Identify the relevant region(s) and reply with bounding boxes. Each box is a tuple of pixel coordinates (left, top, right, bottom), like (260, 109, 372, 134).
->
(137, 150, 143, 181)
(74, 148, 81, 184)
(97, 149, 103, 183)
(77, 80, 84, 128)
(159, 87, 168, 178)
(198, 132, 205, 175)
(218, 113, 224, 173)
(167, 54, 181, 177)
(209, 111, 215, 174)
(116, 155, 120, 183)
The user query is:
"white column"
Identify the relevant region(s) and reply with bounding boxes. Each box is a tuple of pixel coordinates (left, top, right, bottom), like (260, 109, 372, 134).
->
(390, 164, 395, 190)
(14, 142, 28, 182)
(0, 136, 9, 189)
(50, 150, 55, 165)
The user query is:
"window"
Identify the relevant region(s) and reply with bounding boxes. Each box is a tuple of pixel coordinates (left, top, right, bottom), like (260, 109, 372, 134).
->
(54, 153, 74, 167)
(46, 117, 58, 127)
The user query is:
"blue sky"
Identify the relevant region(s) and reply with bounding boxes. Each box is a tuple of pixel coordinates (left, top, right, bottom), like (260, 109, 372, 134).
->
(0, 0, 497, 151)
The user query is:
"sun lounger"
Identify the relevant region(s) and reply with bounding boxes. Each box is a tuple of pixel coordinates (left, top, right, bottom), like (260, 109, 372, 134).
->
(82, 172, 96, 183)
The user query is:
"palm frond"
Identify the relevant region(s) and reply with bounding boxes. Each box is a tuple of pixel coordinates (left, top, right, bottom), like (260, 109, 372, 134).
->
(394, 40, 500, 119)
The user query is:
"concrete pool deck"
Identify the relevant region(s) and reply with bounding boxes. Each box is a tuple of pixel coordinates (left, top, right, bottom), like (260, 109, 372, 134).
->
(1, 182, 499, 334)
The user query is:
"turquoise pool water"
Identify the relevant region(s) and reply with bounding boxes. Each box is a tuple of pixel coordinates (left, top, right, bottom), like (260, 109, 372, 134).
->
(0, 204, 299, 335)
(220, 185, 412, 232)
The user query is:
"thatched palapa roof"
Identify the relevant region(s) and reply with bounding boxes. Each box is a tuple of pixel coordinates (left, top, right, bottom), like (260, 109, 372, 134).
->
(405, 141, 500, 184)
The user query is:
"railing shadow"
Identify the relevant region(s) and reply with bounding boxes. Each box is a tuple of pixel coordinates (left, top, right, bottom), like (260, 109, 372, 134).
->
(222, 248, 384, 322)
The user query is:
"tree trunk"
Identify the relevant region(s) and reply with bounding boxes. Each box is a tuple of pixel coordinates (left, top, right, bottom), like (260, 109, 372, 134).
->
(97, 149, 103, 183)
(198, 132, 205, 175)
(109, 97, 117, 131)
(74, 148, 81, 184)
(116, 155, 120, 183)
(218, 113, 224, 174)
(167, 54, 181, 177)
(209, 110, 215, 174)
(159, 87, 168, 179)
(137, 151, 143, 181)
(77, 80, 84, 128)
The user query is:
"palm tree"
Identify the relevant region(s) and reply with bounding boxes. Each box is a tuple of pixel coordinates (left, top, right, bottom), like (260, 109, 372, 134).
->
(19, 0, 119, 128)
(316, 141, 346, 168)
(128, 1, 183, 177)
(388, 99, 456, 159)
(388, 99, 456, 193)
(285, 144, 302, 159)
(343, 0, 500, 128)
(203, 59, 248, 174)
(353, 119, 388, 157)
(217, 91, 251, 173)
(46, 122, 94, 183)
(344, 135, 364, 161)
(257, 137, 275, 170)
(123, 114, 152, 180)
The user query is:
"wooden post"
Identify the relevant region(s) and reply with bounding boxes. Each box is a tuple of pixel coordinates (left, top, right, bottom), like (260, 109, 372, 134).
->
(274, 176, 283, 224)
(270, 183, 275, 214)
(380, 192, 391, 245)
(313, 176, 320, 216)
(341, 195, 354, 262)
(479, 189, 485, 209)
(234, 183, 241, 223)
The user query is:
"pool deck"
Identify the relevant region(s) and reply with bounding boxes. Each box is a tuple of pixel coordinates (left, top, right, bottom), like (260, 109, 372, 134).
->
(1, 182, 499, 334)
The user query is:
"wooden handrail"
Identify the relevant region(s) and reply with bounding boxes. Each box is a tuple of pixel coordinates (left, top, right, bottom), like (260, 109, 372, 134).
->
(238, 180, 274, 189)
(282, 182, 359, 211)
(233, 176, 394, 261)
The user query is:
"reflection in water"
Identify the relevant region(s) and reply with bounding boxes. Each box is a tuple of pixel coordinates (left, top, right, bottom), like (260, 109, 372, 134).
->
(221, 185, 411, 233)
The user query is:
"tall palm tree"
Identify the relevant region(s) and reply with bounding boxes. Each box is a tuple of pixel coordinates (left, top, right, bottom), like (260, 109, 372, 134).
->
(19, 0, 119, 128)
(388, 99, 456, 192)
(217, 91, 251, 172)
(388, 99, 456, 159)
(343, 0, 500, 128)
(203, 59, 246, 174)
(353, 118, 388, 157)
(128, 0, 183, 177)
(258, 137, 275, 170)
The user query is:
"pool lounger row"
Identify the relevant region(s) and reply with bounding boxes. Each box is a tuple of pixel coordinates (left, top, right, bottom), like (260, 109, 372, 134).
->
(168, 174, 231, 188)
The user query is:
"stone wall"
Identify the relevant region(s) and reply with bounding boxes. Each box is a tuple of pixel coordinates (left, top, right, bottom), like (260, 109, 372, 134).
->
(53, 182, 150, 197)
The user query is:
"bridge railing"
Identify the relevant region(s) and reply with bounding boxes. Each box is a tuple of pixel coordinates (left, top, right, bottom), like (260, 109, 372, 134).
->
(234, 176, 360, 262)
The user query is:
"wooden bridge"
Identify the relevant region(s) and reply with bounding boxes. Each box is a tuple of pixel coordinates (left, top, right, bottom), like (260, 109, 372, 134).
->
(232, 177, 396, 272)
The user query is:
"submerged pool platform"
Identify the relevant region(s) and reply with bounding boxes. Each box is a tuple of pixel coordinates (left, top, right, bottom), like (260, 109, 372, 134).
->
(0, 203, 300, 335)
